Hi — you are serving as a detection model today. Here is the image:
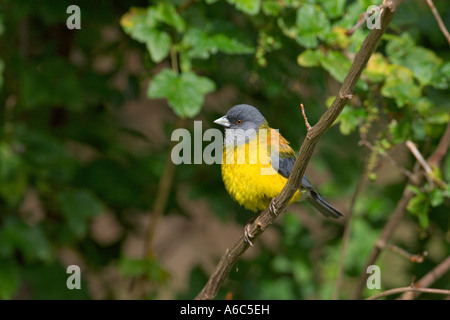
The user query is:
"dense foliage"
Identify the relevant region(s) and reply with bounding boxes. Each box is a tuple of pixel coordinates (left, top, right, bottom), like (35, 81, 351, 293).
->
(0, 0, 449, 299)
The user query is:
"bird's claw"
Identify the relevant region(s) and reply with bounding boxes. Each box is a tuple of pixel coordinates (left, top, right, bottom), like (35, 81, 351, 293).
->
(244, 223, 254, 246)
(269, 198, 277, 215)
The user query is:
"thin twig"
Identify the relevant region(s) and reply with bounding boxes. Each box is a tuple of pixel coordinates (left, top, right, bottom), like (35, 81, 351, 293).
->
(405, 140, 434, 187)
(144, 47, 183, 257)
(359, 139, 415, 180)
(345, 1, 390, 36)
(427, 118, 450, 167)
(425, 0, 450, 45)
(352, 161, 422, 299)
(353, 119, 450, 299)
(196, 0, 404, 300)
(385, 244, 427, 263)
(170, 45, 179, 73)
(333, 164, 367, 300)
(366, 286, 450, 300)
(398, 255, 450, 300)
(144, 136, 178, 258)
(405, 140, 433, 177)
(300, 103, 311, 131)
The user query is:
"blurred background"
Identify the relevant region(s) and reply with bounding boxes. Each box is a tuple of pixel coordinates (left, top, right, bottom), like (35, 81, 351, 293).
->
(0, 0, 449, 299)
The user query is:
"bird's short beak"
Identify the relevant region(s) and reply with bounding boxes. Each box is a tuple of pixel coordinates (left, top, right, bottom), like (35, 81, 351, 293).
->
(214, 115, 231, 127)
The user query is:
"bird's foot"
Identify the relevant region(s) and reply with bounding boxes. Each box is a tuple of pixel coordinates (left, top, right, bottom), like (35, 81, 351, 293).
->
(244, 223, 254, 247)
(269, 198, 278, 215)
(244, 210, 262, 246)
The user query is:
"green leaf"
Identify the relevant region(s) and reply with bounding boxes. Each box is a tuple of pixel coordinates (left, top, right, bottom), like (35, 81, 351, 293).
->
(21, 224, 53, 262)
(0, 260, 20, 299)
(0, 217, 52, 262)
(320, 51, 351, 83)
(381, 65, 421, 107)
(155, 2, 186, 32)
(227, 0, 261, 15)
(335, 107, 367, 135)
(295, 4, 330, 48)
(441, 61, 450, 80)
(346, 219, 379, 272)
(323, 26, 351, 49)
(20, 58, 84, 111)
(321, 0, 347, 19)
(0, 143, 27, 207)
(364, 53, 390, 83)
(145, 30, 171, 63)
(57, 190, 105, 238)
(444, 152, 450, 181)
(182, 28, 253, 60)
(262, 0, 284, 16)
(118, 256, 169, 283)
(388, 118, 412, 144)
(430, 188, 444, 207)
(120, 7, 155, 42)
(121, 7, 172, 63)
(0, 59, 4, 89)
(425, 111, 450, 125)
(407, 186, 430, 228)
(148, 69, 216, 118)
(121, 4, 185, 35)
(383, 33, 446, 87)
(385, 33, 415, 64)
(401, 47, 442, 86)
(297, 49, 323, 67)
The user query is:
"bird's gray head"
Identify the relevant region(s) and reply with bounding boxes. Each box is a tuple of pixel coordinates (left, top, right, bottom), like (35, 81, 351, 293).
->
(214, 104, 268, 147)
(214, 104, 267, 131)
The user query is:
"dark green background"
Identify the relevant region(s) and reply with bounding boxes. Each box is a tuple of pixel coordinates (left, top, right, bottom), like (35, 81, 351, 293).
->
(0, 0, 449, 299)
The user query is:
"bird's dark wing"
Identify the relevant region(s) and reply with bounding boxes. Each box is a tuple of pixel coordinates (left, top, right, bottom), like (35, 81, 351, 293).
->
(276, 154, 295, 179)
(274, 155, 316, 191)
(270, 129, 297, 179)
(268, 129, 342, 218)
(273, 154, 343, 219)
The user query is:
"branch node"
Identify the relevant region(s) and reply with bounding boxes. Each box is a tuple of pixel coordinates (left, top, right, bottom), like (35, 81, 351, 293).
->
(339, 93, 354, 100)
(300, 103, 312, 132)
(375, 239, 386, 250)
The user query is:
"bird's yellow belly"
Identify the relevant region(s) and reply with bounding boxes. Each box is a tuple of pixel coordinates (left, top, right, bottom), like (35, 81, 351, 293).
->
(221, 144, 300, 212)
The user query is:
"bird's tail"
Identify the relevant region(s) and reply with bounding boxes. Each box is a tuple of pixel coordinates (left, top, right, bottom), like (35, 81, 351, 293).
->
(307, 192, 343, 219)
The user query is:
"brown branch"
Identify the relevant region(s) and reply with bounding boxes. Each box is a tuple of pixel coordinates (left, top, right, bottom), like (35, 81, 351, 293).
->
(144, 154, 175, 256)
(195, 0, 404, 300)
(333, 166, 368, 300)
(144, 134, 178, 258)
(406, 140, 434, 185)
(352, 120, 450, 299)
(427, 118, 450, 167)
(352, 160, 422, 299)
(425, 0, 450, 46)
(405, 140, 432, 175)
(300, 103, 312, 131)
(366, 286, 450, 300)
(398, 255, 450, 300)
(385, 244, 427, 263)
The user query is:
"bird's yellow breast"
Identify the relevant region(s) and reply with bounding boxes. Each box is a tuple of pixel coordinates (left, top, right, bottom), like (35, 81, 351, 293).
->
(221, 132, 300, 212)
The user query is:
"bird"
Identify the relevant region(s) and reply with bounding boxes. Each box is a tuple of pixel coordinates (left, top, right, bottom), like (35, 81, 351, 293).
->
(214, 104, 343, 245)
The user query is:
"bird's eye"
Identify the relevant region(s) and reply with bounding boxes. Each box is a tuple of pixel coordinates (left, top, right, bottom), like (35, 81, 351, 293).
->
(236, 119, 242, 124)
